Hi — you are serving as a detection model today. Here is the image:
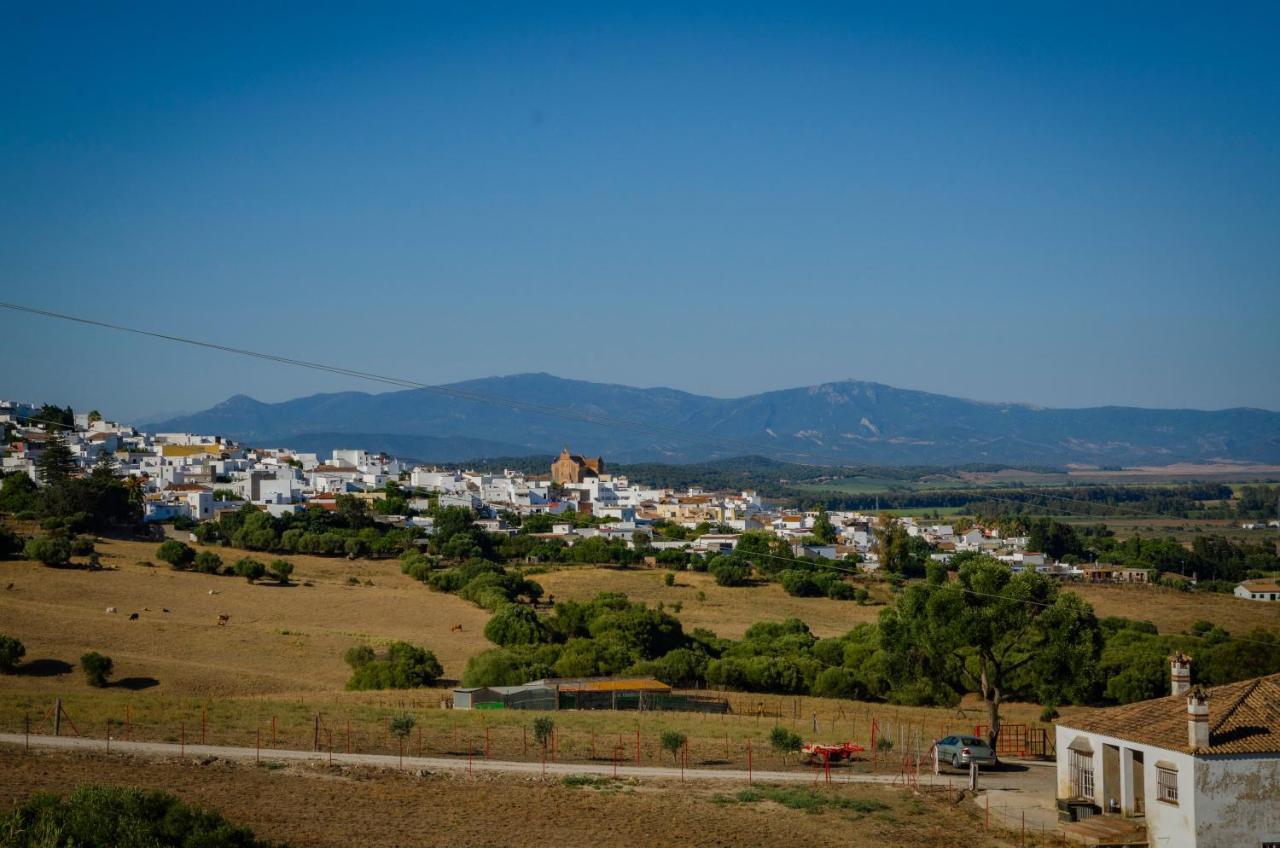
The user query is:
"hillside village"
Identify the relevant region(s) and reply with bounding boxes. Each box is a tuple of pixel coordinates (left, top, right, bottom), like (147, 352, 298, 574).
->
(6, 400, 1274, 598)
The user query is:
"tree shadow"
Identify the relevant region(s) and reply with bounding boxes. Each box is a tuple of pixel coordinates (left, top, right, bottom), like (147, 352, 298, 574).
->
(258, 582, 299, 589)
(113, 677, 160, 691)
(17, 658, 73, 677)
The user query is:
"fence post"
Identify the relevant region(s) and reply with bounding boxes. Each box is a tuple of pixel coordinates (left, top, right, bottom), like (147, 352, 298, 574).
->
(256, 728, 260, 764)
(25, 714, 30, 750)
(467, 737, 473, 780)
(485, 726, 490, 759)
(271, 716, 277, 748)
(634, 728, 640, 764)
(314, 714, 320, 752)
(126, 704, 131, 741)
(1021, 811, 1026, 847)
(328, 730, 333, 766)
(54, 697, 62, 737)
(985, 794, 989, 831)
(346, 718, 351, 754)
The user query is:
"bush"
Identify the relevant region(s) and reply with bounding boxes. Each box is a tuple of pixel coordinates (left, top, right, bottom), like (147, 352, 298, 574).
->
(156, 540, 195, 570)
(0, 635, 25, 673)
(532, 716, 555, 748)
(343, 644, 376, 668)
(268, 559, 294, 584)
(663, 572, 675, 587)
(710, 561, 750, 587)
(769, 726, 802, 763)
(389, 713, 416, 741)
(80, 652, 113, 687)
(483, 604, 547, 646)
(660, 729, 688, 764)
(193, 550, 224, 574)
(232, 558, 267, 583)
(0, 526, 23, 560)
(24, 535, 72, 566)
(69, 536, 96, 557)
(345, 642, 443, 690)
(0, 784, 275, 847)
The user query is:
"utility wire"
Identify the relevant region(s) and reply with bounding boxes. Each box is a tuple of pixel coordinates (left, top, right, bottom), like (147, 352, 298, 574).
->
(0, 300, 1227, 522)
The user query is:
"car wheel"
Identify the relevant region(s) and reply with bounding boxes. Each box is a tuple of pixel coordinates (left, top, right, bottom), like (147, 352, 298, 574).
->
(952, 754, 961, 769)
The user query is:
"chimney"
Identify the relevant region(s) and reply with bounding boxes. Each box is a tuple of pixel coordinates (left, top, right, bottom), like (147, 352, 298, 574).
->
(1187, 688, 1210, 750)
(1170, 652, 1192, 696)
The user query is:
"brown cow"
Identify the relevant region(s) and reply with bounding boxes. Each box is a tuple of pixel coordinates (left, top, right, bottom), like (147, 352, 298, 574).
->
(217, 614, 230, 626)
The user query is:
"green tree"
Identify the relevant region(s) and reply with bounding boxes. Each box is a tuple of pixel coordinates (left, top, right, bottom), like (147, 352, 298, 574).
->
(24, 535, 71, 567)
(35, 431, 77, 486)
(233, 558, 267, 583)
(80, 652, 113, 687)
(769, 726, 803, 764)
(345, 642, 443, 690)
(268, 559, 294, 584)
(192, 550, 223, 574)
(483, 603, 546, 646)
(660, 729, 688, 764)
(156, 540, 195, 570)
(881, 556, 1102, 747)
(532, 716, 555, 749)
(0, 635, 25, 673)
(811, 507, 837, 544)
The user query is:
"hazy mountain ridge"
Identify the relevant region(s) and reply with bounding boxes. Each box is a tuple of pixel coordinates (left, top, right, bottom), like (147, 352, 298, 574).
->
(142, 373, 1280, 466)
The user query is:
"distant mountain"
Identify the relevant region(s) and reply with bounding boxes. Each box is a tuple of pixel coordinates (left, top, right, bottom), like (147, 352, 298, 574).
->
(142, 373, 1280, 466)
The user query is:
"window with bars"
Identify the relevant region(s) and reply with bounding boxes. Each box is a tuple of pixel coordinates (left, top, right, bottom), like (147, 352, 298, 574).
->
(1157, 766, 1179, 804)
(1069, 749, 1094, 799)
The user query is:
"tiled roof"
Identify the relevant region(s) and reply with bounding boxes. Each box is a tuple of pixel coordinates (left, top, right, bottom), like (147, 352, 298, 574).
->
(1061, 674, 1280, 755)
(1239, 578, 1280, 593)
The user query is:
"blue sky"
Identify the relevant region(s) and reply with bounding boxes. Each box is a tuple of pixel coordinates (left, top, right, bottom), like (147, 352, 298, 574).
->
(2, 3, 1278, 420)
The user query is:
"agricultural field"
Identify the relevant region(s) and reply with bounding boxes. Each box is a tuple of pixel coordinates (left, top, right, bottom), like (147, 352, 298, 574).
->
(1057, 515, 1280, 545)
(1068, 583, 1280, 636)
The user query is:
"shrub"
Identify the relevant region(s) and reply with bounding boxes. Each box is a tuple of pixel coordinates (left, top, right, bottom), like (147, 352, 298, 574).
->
(232, 558, 267, 583)
(532, 716, 555, 748)
(193, 551, 223, 574)
(0, 635, 25, 673)
(23, 536, 71, 566)
(80, 652, 113, 687)
(660, 729, 688, 764)
(483, 604, 547, 647)
(0, 526, 23, 560)
(69, 536, 96, 557)
(343, 644, 376, 668)
(769, 726, 802, 763)
(156, 540, 195, 570)
(268, 559, 294, 584)
(345, 642, 443, 690)
(710, 561, 750, 587)
(663, 572, 675, 587)
(389, 713, 416, 741)
(0, 784, 275, 847)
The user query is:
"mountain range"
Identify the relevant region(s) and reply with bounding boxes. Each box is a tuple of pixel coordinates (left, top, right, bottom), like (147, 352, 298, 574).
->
(142, 373, 1280, 467)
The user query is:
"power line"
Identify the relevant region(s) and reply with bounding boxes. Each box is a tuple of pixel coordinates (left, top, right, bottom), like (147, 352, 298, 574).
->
(0, 300, 1219, 523)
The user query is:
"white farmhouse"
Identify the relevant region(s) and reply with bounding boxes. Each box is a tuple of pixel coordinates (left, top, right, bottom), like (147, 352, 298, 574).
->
(1055, 655, 1280, 847)
(1234, 579, 1280, 602)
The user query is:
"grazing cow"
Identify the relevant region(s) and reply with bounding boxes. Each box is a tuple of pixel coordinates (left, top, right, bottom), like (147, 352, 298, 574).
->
(105, 607, 117, 614)
(128, 612, 139, 621)
(217, 614, 230, 626)
(162, 608, 171, 613)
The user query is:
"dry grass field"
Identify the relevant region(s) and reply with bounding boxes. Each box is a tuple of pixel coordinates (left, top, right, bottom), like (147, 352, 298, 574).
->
(1068, 583, 1279, 636)
(535, 565, 892, 639)
(0, 536, 493, 697)
(0, 747, 1023, 848)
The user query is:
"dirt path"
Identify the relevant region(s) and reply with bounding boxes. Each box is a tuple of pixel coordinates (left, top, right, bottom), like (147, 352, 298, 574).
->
(0, 732, 1052, 797)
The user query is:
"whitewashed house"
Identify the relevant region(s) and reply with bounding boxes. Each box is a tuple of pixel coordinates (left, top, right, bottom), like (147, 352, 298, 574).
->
(1234, 579, 1280, 602)
(1055, 655, 1280, 847)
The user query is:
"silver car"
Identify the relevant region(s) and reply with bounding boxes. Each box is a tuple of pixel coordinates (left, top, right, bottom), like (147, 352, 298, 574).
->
(935, 734, 998, 770)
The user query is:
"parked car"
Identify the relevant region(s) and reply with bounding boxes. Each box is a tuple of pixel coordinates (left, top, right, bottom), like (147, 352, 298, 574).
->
(935, 735, 998, 769)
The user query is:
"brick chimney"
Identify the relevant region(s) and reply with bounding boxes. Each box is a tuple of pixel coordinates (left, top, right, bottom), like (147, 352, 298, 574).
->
(1170, 652, 1192, 696)
(1187, 687, 1210, 750)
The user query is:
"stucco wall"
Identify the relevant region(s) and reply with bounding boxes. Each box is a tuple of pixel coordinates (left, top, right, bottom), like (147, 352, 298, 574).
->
(1195, 755, 1280, 848)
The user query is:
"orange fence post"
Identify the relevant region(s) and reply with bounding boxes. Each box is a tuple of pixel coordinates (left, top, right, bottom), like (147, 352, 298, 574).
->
(271, 716, 277, 748)
(256, 728, 260, 764)
(485, 726, 490, 759)
(346, 718, 351, 754)
(634, 728, 640, 764)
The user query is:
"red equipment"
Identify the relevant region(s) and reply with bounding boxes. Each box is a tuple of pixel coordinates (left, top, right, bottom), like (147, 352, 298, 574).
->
(801, 741, 865, 764)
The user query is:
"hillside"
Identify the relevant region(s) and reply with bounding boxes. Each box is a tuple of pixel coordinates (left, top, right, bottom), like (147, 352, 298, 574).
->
(143, 373, 1280, 466)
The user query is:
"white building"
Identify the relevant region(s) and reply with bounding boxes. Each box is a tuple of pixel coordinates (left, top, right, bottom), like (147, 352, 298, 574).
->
(1055, 656, 1280, 847)
(1234, 579, 1280, 602)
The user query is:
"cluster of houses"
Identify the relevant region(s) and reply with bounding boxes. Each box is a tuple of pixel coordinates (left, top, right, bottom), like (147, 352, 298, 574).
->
(3, 403, 1277, 600)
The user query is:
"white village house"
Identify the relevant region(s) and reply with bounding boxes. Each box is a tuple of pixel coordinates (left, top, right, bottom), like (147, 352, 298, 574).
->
(1234, 578, 1280, 602)
(1055, 655, 1280, 847)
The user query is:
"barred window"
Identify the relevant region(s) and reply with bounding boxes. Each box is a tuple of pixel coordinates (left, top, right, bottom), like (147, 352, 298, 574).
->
(1069, 749, 1094, 799)
(1157, 766, 1179, 804)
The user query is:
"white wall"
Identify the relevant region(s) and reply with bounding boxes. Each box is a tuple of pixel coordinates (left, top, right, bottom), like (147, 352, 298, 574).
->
(1194, 755, 1280, 848)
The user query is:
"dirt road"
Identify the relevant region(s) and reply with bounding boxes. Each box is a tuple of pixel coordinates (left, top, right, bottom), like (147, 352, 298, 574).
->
(0, 732, 1050, 794)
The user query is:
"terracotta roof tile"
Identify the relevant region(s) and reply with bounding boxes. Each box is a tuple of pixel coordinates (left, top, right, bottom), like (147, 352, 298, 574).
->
(1061, 674, 1280, 755)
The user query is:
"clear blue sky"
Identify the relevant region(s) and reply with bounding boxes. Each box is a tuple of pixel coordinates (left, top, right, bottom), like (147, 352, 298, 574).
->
(2, 3, 1278, 420)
